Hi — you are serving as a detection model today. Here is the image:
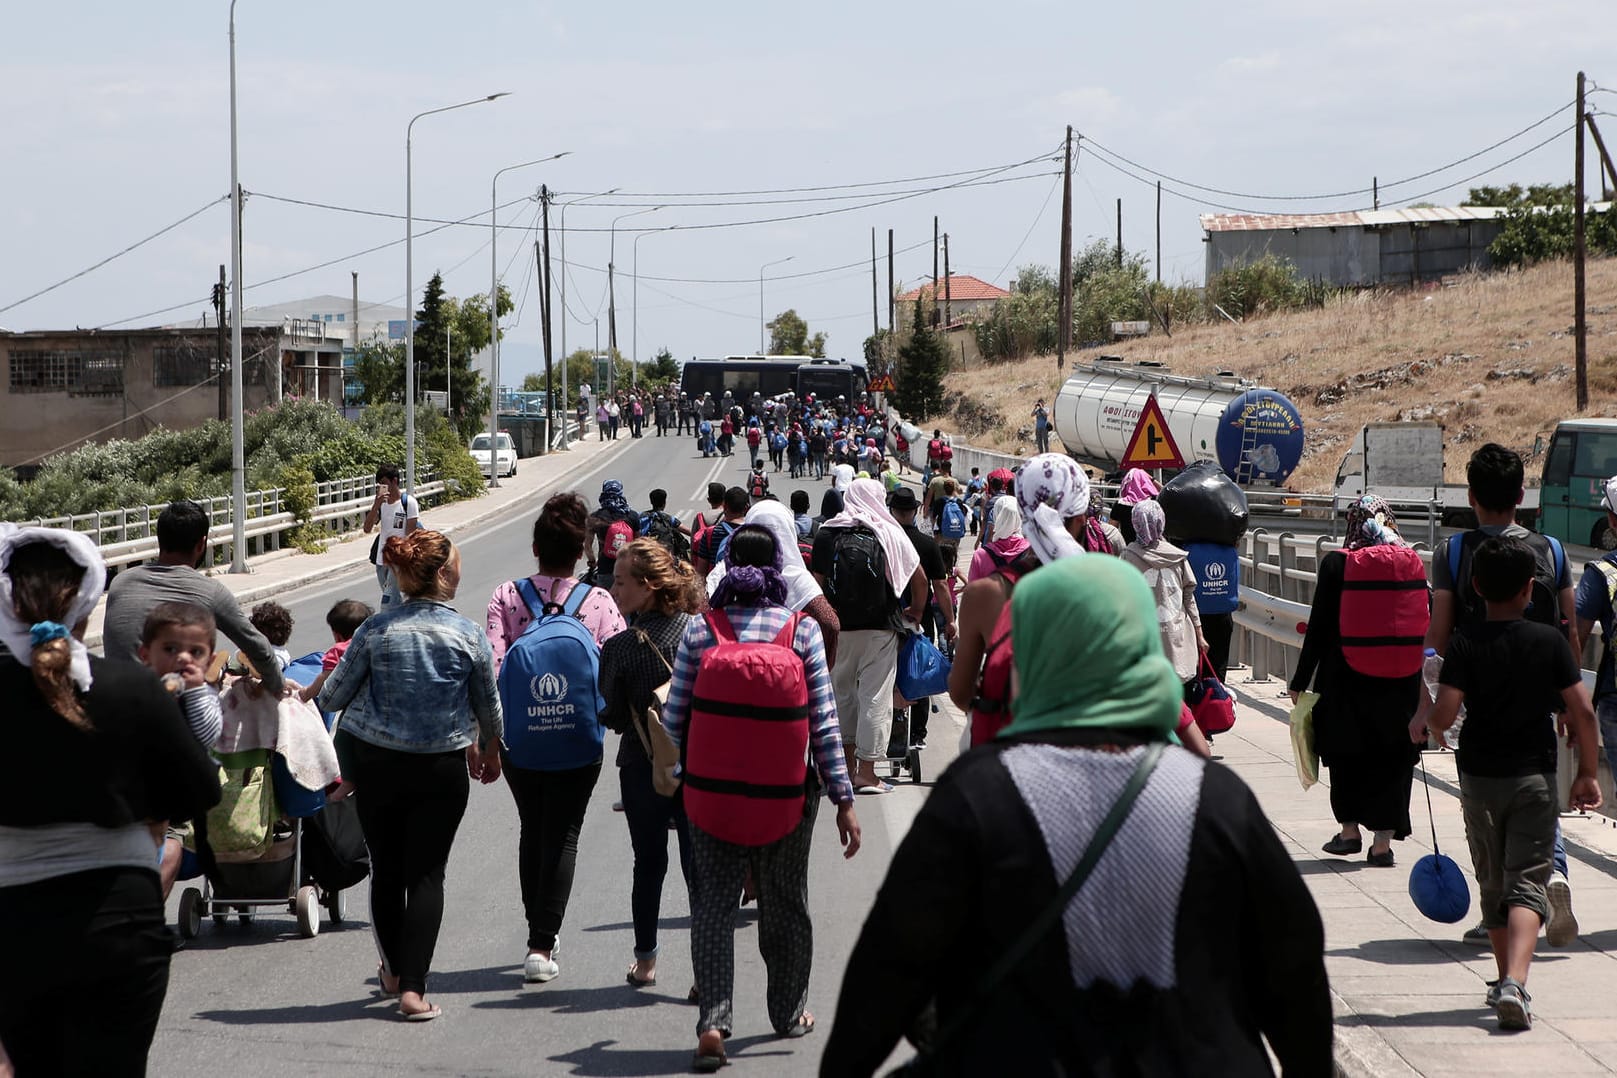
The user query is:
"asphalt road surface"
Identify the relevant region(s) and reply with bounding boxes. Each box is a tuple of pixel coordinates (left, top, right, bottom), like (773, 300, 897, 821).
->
(155, 429, 945, 1078)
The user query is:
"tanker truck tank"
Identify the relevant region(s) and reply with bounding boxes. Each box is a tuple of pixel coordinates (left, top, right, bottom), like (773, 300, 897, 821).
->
(1052, 359, 1305, 485)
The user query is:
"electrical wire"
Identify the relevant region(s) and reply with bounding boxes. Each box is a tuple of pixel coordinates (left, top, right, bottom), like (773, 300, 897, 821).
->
(548, 153, 1061, 199)
(1385, 124, 1576, 206)
(986, 171, 1063, 287)
(1076, 100, 1574, 203)
(0, 196, 226, 316)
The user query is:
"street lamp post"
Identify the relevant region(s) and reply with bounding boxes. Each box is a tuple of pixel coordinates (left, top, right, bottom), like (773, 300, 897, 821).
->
(406, 92, 508, 503)
(557, 188, 618, 449)
(759, 255, 794, 354)
(227, 0, 247, 572)
(609, 206, 660, 383)
(633, 225, 678, 392)
(488, 153, 569, 487)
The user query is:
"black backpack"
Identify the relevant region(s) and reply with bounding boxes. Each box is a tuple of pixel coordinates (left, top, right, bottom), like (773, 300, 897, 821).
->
(641, 510, 691, 561)
(1446, 529, 1567, 634)
(826, 525, 895, 625)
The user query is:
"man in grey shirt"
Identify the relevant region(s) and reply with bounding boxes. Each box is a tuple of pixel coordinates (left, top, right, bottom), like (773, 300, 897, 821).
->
(102, 499, 286, 697)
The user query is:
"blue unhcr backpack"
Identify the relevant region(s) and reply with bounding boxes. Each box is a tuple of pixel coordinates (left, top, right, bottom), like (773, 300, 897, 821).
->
(940, 497, 968, 540)
(498, 579, 606, 771)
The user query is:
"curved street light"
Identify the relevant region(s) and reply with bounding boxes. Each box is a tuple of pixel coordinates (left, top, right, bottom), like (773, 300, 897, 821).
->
(487, 152, 569, 486)
(633, 224, 680, 389)
(606, 205, 661, 392)
(759, 256, 794, 353)
(557, 189, 619, 448)
(404, 91, 509, 501)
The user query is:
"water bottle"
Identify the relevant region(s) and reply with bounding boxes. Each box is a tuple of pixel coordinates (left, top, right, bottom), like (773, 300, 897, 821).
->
(1421, 647, 1464, 750)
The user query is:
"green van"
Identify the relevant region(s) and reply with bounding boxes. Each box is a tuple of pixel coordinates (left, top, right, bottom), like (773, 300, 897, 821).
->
(1540, 418, 1617, 549)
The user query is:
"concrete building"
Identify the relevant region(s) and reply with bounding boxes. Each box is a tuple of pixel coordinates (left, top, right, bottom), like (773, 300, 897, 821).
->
(1201, 206, 1514, 287)
(0, 323, 345, 470)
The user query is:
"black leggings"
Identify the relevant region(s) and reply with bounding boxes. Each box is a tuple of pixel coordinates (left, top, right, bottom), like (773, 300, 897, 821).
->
(0, 867, 172, 1077)
(503, 760, 602, 951)
(342, 733, 469, 996)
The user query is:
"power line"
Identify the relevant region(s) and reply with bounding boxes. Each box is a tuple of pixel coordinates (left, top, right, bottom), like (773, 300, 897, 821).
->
(1385, 124, 1576, 206)
(0, 196, 226, 316)
(988, 171, 1064, 286)
(549, 153, 1061, 199)
(1076, 100, 1574, 203)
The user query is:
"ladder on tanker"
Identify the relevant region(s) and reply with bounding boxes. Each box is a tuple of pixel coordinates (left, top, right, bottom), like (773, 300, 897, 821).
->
(1233, 418, 1260, 485)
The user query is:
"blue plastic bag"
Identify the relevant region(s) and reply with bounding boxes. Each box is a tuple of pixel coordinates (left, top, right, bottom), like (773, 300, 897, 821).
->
(897, 632, 951, 701)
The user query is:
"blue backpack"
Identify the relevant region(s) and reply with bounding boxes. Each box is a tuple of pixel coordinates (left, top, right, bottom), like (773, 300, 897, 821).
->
(940, 497, 968, 540)
(497, 579, 606, 771)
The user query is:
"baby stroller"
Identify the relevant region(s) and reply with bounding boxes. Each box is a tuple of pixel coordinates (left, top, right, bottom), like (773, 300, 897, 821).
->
(176, 653, 365, 941)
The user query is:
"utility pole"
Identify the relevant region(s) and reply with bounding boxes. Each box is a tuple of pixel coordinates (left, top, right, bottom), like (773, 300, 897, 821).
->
(943, 233, 952, 330)
(1155, 181, 1162, 284)
(1576, 70, 1589, 411)
(541, 187, 556, 445)
(1587, 111, 1617, 200)
(1116, 198, 1123, 268)
(1373, 176, 1379, 210)
(214, 265, 227, 421)
(1057, 125, 1074, 371)
(932, 215, 940, 326)
(351, 271, 359, 407)
(887, 229, 895, 333)
(607, 254, 617, 361)
(870, 228, 879, 339)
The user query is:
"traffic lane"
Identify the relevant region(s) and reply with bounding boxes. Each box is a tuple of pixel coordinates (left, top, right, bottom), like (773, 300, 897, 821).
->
(158, 431, 914, 1077)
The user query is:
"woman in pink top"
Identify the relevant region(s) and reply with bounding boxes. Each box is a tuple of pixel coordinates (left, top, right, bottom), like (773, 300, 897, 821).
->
(968, 497, 1031, 583)
(487, 493, 626, 669)
(486, 492, 626, 987)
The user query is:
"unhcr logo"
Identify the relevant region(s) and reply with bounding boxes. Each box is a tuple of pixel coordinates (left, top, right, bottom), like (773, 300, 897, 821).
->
(1203, 560, 1227, 582)
(530, 673, 570, 703)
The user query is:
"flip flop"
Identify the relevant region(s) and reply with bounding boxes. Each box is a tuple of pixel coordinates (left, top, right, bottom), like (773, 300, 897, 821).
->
(626, 965, 657, 988)
(399, 1004, 441, 1022)
(692, 1030, 727, 1072)
(781, 1012, 816, 1038)
(856, 782, 894, 795)
(376, 964, 401, 999)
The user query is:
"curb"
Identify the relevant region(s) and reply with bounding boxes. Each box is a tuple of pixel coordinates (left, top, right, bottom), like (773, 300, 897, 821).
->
(1331, 1014, 1420, 1078)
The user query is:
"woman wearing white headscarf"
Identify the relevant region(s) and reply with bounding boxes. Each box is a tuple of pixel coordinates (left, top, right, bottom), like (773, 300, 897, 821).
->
(967, 497, 1030, 583)
(811, 478, 927, 793)
(1122, 499, 1208, 683)
(0, 528, 220, 1076)
(949, 454, 1093, 740)
(708, 499, 842, 667)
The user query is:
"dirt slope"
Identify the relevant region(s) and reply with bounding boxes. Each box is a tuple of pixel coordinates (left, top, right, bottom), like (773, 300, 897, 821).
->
(941, 258, 1617, 491)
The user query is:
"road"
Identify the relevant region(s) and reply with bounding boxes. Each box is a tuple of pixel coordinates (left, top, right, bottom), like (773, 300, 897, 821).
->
(154, 429, 945, 1078)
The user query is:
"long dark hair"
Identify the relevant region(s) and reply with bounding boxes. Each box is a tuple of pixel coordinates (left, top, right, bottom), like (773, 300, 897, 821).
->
(8, 542, 89, 729)
(710, 525, 786, 607)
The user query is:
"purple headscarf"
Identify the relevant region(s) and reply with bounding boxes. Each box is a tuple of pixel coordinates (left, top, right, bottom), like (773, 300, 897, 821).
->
(710, 525, 789, 607)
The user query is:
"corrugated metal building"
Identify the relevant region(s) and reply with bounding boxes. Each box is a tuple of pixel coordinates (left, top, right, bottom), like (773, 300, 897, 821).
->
(1201, 206, 1509, 287)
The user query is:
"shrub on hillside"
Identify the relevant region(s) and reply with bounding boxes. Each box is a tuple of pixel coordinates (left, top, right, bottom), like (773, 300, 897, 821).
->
(1207, 255, 1322, 320)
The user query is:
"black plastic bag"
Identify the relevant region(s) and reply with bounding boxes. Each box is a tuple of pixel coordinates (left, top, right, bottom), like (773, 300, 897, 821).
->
(1159, 461, 1249, 545)
(300, 796, 370, 891)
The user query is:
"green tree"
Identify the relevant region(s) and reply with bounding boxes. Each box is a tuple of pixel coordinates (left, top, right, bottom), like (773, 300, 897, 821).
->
(974, 264, 1059, 361)
(767, 309, 827, 357)
(1074, 241, 1152, 345)
(893, 299, 949, 420)
(643, 346, 680, 385)
(350, 337, 405, 405)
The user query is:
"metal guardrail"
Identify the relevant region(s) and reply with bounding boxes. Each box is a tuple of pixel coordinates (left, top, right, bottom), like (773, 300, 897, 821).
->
(18, 472, 447, 569)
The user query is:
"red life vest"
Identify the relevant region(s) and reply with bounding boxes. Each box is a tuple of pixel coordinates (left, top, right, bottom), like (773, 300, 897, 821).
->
(683, 610, 810, 846)
(970, 559, 1034, 746)
(1338, 545, 1430, 678)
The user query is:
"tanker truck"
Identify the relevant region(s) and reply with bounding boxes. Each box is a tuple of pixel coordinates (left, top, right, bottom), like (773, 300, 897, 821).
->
(1052, 358, 1306, 486)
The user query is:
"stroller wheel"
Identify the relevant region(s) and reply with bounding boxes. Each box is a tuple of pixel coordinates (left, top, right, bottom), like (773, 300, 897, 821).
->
(907, 749, 923, 785)
(295, 886, 321, 939)
(325, 888, 346, 925)
(178, 888, 203, 939)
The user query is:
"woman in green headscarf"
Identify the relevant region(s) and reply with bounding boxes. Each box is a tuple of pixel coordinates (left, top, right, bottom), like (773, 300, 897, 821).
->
(822, 556, 1330, 1078)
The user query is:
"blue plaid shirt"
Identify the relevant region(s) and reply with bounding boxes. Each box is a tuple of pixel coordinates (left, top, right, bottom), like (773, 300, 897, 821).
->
(662, 603, 854, 806)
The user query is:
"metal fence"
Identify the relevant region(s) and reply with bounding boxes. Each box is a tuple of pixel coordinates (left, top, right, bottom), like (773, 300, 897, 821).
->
(18, 472, 449, 569)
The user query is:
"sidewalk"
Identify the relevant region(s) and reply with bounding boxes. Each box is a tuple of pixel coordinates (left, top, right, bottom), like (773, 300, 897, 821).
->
(84, 432, 635, 650)
(1222, 670, 1617, 1076)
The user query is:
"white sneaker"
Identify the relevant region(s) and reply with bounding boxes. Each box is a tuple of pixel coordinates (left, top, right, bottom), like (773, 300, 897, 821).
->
(524, 952, 559, 983)
(1545, 872, 1578, 946)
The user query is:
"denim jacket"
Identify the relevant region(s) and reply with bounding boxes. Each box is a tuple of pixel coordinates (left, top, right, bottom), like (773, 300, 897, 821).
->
(318, 598, 503, 754)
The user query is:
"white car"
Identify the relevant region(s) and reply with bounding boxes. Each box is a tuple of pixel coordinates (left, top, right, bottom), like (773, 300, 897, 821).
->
(469, 432, 517, 478)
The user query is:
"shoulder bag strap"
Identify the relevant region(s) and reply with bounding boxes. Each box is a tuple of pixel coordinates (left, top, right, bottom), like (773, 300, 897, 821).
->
(705, 608, 736, 645)
(560, 579, 592, 620)
(923, 741, 1167, 1063)
(514, 578, 545, 620)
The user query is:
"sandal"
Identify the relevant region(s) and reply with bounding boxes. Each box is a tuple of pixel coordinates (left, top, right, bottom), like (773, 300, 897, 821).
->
(781, 1011, 816, 1038)
(626, 963, 657, 988)
(692, 1029, 727, 1072)
(377, 964, 401, 999)
(399, 1003, 441, 1022)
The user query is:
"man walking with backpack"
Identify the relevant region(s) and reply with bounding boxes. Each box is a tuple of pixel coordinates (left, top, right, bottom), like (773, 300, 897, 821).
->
(812, 479, 928, 794)
(639, 488, 692, 562)
(1425, 443, 1582, 948)
(693, 487, 750, 578)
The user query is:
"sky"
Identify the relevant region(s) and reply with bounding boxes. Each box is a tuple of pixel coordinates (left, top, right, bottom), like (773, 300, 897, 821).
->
(2, 1, 1613, 384)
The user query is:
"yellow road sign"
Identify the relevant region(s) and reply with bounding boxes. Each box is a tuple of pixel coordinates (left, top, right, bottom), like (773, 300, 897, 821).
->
(1119, 394, 1185, 469)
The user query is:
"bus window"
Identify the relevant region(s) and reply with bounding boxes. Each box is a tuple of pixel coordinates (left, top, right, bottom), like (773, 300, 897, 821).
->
(1543, 432, 1573, 485)
(1574, 429, 1617, 479)
(760, 368, 795, 398)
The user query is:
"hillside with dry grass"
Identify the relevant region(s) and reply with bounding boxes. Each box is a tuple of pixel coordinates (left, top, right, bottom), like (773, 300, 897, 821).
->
(940, 258, 1617, 492)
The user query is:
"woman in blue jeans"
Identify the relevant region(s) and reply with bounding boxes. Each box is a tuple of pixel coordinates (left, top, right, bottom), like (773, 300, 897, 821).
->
(599, 538, 704, 987)
(319, 530, 504, 1022)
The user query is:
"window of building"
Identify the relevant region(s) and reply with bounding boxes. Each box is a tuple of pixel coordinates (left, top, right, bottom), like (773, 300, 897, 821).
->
(153, 345, 215, 387)
(335, 314, 345, 322)
(7, 349, 125, 395)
